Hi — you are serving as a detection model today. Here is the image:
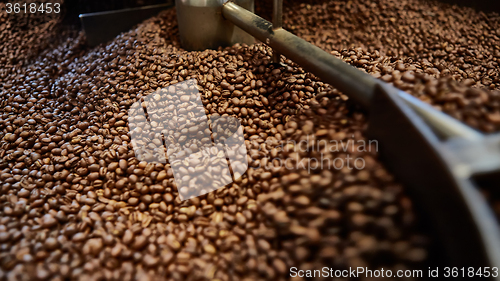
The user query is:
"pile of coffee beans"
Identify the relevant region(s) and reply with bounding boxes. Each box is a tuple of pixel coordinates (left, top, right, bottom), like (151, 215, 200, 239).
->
(283, 0, 500, 133)
(0, 0, 72, 70)
(1, 0, 500, 280)
(285, 0, 500, 90)
(327, 48, 500, 133)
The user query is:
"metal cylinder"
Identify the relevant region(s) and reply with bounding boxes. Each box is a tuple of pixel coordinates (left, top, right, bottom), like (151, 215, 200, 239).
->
(176, 0, 255, 51)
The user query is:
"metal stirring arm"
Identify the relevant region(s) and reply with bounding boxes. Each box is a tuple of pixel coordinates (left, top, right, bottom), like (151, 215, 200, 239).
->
(222, 1, 482, 138)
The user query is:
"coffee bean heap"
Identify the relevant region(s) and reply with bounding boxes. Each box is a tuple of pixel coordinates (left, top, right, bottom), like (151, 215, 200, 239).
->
(257, 103, 429, 277)
(1, 0, 500, 280)
(0, 1, 69, 73)
(0, 7, 330, 281)
(329, 48, 500, 133)
(284, 0, 500, 91)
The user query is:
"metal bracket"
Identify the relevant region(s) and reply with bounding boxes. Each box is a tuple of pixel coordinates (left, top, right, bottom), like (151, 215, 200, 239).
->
(79, 2, 174, 46)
